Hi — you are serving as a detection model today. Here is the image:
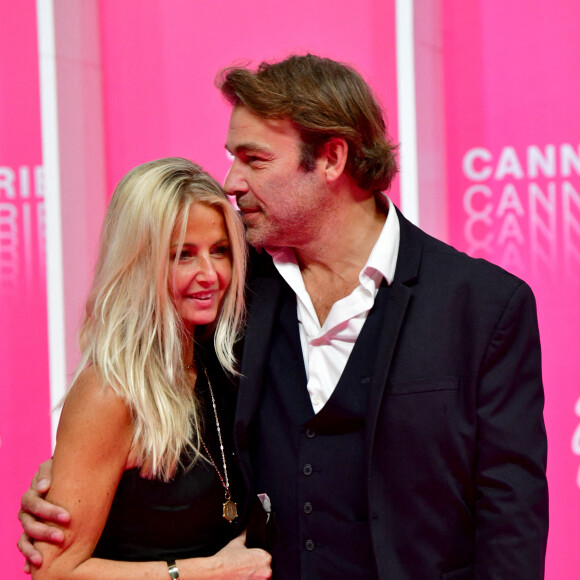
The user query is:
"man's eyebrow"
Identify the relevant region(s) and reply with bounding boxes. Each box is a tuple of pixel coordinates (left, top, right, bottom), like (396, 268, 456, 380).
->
(225, 142, 267, 154)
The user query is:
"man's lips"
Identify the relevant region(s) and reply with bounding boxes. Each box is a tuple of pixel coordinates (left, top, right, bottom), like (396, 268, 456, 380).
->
(239, 207, 262, 225)
(237, 202, 261, 214)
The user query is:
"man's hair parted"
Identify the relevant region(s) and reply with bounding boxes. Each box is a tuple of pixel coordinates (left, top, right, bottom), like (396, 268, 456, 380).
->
(217, 53, 398, 193)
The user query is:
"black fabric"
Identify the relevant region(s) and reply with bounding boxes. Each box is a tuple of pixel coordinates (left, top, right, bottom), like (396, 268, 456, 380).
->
(251, 280, 386, 579)
(93, 352, 244, 561)
(236, 208, 548, 579)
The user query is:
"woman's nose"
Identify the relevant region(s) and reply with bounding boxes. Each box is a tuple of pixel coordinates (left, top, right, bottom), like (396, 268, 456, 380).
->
(196, 255, 217, 285)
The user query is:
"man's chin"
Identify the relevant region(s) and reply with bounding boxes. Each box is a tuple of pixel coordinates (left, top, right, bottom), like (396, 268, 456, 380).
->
(244, 227, 270, 247)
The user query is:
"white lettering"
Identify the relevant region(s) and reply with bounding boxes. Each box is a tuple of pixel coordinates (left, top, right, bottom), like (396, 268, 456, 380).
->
(496, 183, 525, 217)
(19, 167, 30, 198)
(0, 165, 43, 199)
(461, 144, 580, 279)
(463, 185, 493, 254)
(464, 184, 493, 217)
(562, 181, 580, 277)
(495, 147, 524, 180)
(529, 183, 557, 277)
(37, 202, 46, 278)
(573, 398, 580, 488)
(0, 167, 16, 199)
(22, 203, 32, 288)
(463, 148, 493, 181)
(0, 203, 19, 292)
(561, 144, 580, 177)
(527, 145, 556, 178)
(35, 166, 44, 198)
(497, 213, 525, 246)
(464, 217, 493, 256)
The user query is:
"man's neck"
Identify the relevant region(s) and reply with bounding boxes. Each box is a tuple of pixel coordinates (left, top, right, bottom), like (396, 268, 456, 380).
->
(296, 194, 387, 325)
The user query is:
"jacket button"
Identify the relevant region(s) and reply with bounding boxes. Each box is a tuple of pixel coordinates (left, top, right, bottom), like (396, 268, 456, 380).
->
(303, 464, 313, 476)
(305, 428, 316, 438)
(305, 539, 315, 551)
(303, 501, 313, 514)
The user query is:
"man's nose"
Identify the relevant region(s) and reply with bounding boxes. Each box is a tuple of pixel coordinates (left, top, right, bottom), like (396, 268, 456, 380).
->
(224, 160, 248, 198)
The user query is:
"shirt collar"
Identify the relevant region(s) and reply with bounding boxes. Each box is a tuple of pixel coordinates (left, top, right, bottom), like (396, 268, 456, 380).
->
(362, 195, 399, 286)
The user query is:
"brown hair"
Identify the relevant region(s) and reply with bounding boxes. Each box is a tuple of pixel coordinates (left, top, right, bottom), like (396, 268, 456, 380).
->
(217, 54, 398, 193)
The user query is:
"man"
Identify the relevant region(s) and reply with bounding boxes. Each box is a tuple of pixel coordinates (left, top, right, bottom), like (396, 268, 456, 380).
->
(19, 54, 548, 578)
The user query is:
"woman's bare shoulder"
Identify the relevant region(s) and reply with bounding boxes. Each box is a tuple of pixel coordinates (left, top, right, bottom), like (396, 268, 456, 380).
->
(57, 366, 132, 446)
(65, 365, 128, 411)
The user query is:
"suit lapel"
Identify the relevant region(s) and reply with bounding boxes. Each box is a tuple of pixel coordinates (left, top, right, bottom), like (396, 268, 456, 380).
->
(235, 255, 285, 446)
(365, 208, 422, 451)
(236, 209, 425, 476)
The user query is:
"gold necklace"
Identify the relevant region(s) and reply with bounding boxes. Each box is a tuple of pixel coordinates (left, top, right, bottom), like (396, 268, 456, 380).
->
(200, 366, 238, 523)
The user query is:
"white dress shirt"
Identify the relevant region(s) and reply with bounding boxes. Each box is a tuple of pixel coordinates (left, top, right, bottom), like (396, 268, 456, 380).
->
(268, 196, 400, 413)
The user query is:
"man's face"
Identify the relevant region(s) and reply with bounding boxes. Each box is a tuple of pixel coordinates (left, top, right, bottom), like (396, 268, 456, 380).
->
(224, 105, 330, 249)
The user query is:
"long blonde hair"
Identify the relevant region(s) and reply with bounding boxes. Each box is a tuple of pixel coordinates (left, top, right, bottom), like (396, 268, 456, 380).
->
(72, 158, 246, 480)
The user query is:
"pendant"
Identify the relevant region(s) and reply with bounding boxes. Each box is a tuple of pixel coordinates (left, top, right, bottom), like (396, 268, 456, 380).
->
(223, 499, 238, 523)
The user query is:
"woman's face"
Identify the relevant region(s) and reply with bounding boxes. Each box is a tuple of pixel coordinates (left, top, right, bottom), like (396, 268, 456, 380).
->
(169, 203, 232, 332)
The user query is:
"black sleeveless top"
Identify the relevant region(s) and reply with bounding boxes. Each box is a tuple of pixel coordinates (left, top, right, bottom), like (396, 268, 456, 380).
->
(93, 354, 244, 561)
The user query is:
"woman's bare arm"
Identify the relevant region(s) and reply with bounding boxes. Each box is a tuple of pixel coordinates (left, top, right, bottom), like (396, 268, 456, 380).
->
(30, 367, 271, 580)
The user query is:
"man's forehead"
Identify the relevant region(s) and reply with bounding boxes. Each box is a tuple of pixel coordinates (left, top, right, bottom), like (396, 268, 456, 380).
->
(226, 106, 300, 151)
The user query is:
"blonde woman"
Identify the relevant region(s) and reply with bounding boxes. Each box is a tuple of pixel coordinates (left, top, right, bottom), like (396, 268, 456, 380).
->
(30, 158, 271, 579)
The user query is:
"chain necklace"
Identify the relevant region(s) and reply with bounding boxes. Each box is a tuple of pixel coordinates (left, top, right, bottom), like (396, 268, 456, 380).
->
(200, 366, 238, 523)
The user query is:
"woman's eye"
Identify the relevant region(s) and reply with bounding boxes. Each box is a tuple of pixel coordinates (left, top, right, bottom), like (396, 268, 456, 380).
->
(172, 250, 192, 261)
(212, 245, 230, 257)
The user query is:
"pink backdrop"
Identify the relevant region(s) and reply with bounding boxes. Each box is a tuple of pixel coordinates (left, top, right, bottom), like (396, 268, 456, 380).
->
(4, 1, 400, 577)
(97, 0, 400, 205)
(443, 2, 580, 578)
(3, 0, 579, 578)
(0, 0, 52, 575)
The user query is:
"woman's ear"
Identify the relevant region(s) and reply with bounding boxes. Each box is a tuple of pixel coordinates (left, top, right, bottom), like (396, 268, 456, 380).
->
(320, 137, 348, 182)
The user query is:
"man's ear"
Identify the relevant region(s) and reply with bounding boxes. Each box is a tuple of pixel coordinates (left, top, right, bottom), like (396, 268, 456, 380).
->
(320, 137, 348, 182)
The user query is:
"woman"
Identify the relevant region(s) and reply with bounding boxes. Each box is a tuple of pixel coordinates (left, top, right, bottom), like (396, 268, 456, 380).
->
(31, 158, 271, 579)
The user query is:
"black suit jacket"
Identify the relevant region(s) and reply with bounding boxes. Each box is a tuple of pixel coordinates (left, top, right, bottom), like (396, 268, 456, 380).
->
(235, 209, 548, 579)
